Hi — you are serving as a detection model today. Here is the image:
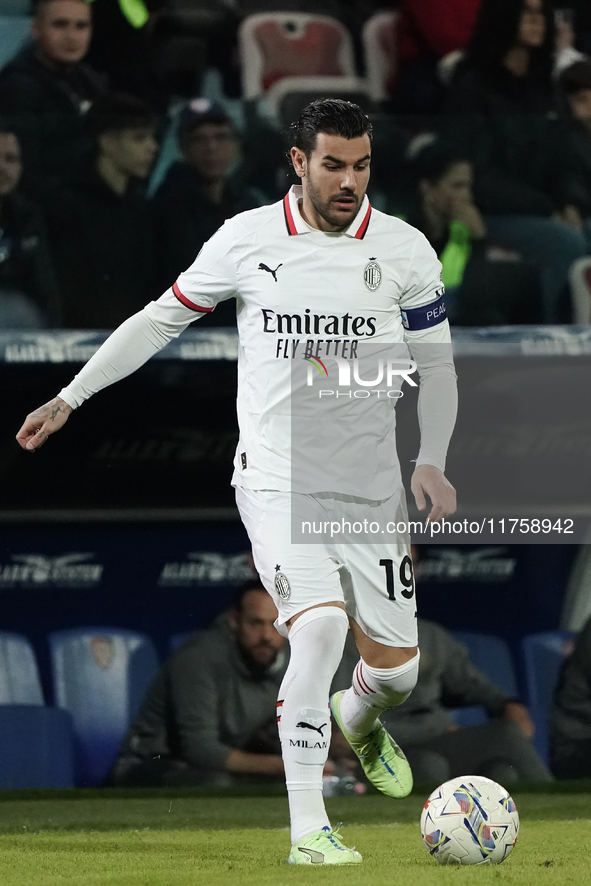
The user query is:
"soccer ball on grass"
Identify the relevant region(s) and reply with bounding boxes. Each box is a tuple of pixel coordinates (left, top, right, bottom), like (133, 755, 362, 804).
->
(420, 775, 519, 865)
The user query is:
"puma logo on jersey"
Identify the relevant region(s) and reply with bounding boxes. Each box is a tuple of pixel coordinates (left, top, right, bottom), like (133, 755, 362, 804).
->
(296, 721, 327, 737)
(259, 262, 283, 282)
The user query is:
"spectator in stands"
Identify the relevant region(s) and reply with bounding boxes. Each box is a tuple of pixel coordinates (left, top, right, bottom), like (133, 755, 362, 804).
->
(49, 93, 158, 329)
(333, 619, 553, 784)
(153, 99, 261, 306)
(0, 0, 105, 203)
(111, 580, 289, 786)
(550, 615, 591, 778)
(559, 61, 591, 246)
(400, 138, 543, 324)
(443, 0, 587, 321)
(392, 0, 481, 113)
(0, 119, 60, 327)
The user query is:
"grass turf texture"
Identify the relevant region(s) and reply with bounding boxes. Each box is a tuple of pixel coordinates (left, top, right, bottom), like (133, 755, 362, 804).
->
(0, 788, 589, 884)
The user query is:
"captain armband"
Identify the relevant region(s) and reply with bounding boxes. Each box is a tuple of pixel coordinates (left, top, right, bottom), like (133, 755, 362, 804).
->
(400, 290, 446, 331)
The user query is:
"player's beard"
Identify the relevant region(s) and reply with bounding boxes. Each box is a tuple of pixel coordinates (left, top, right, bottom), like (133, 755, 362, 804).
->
(305, 171, 362, 231)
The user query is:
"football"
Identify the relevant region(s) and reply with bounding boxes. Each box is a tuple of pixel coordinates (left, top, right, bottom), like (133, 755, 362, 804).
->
(420, 775, 519, 865)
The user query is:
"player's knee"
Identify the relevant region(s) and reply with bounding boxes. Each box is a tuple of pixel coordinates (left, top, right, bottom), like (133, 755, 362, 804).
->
(362, 652, 420, 706)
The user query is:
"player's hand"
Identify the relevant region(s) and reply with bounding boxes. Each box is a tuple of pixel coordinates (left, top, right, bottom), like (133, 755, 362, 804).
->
(503, 701, 535, 739)
(411, 464, 456, 524)
(16, 397, 72, 452)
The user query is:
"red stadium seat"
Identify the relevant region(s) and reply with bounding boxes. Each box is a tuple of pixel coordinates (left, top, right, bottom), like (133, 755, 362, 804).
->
(239, 12, 358, 101)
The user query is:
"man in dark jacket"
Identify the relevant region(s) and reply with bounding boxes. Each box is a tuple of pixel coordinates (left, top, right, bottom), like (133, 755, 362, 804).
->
(48, 93, 158, 328)
(111, 580, 289, 786)
(333, 619, 552, 785)
(0, 120, 60, 327)
(550, 616, 591, 778)
(153, 99, 261, 309)
(0, 0, 105, 203)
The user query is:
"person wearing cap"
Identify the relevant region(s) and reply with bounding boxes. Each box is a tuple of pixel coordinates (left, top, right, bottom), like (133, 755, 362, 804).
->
(153, 98, 262, 318)
(48, 92, 159, 328)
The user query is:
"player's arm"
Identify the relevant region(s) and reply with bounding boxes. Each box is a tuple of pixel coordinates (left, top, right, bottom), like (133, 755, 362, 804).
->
(16, 221, 238, 452)
(400, 233, 458, 523)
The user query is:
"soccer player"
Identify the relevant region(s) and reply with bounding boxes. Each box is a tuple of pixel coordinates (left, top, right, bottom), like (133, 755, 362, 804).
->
(16, 100, 457, 865)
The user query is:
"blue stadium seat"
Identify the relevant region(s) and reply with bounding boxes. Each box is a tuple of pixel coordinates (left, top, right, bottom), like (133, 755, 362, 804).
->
(0, 705, 74, 788)
(0, 14, 31, 71)
(0, 631, 44, 704)
(49, 628, 160, 786)
(169, 629, 203, 653)
(521, 631, 576, 710)
(521, 631, 575, 763)
(449, 631, 519, 728)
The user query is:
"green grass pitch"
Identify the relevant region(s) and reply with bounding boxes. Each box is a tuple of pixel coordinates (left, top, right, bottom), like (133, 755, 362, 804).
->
(0, 786, 589, 885)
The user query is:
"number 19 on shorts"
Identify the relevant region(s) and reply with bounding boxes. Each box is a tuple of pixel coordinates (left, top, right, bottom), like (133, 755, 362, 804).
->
(379, 555, 415, 601)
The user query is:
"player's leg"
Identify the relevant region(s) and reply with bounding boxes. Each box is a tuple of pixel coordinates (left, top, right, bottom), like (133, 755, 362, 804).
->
(279, 604, 362, 863)
(235, 487, 361, 864)
(329, 491, 420, 798)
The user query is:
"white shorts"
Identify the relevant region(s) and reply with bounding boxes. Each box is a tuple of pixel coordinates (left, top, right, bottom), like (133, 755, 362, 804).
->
(235, 486, 417, 648)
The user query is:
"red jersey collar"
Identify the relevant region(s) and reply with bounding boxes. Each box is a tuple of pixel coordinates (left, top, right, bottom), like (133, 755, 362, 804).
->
(283, 185, 372, 239)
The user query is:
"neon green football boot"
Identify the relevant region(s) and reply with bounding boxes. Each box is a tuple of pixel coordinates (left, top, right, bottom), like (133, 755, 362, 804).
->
(287, 825, 362, 865)
(330, 690, 413, 799)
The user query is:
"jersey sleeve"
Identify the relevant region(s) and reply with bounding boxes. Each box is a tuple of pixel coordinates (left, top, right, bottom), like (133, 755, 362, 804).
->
(171, 218, 238, 313)
(399, 231, 447, 334)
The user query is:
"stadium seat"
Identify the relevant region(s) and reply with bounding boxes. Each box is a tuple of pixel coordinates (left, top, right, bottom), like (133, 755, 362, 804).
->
(452, 631, 519, 696)
(238, 12, 358, 101)
(0, 705, 74, 788)
(265, 75, 375, 127)
(49, 628, 160, 786)
(449, 631, 518, 729)
(169, 629, 203, 652)
(361, 11, 398, 102)
(521, 631, 576, 712)
(0, 14, 31, 71)
(521, 630, 575, 762)
(0, 631, 44, 704)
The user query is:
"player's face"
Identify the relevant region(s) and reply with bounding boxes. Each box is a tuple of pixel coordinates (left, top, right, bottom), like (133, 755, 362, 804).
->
(182, 122, 238, 181)
(233, 589, 284, 668)
(32, 0, 92, 66)
(101, 128, 159, 179)
(292, 132, 371, 232)
(0, 132, 22, 196)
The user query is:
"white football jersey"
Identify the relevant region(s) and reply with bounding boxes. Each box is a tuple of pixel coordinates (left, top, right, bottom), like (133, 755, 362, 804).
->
(171, 186, 451, 497)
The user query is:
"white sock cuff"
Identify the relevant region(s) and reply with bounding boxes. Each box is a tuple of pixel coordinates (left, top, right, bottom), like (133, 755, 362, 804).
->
(362, 651, 420, 681)
(288, 605, 349, 640)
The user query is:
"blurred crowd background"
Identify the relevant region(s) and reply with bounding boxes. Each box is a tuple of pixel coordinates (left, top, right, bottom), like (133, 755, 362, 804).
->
(3, 0, 591, 329)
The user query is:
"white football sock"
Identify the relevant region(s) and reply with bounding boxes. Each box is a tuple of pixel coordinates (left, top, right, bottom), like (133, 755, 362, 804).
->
(339, 653, 420, 736)
(277, 606, 349, 843)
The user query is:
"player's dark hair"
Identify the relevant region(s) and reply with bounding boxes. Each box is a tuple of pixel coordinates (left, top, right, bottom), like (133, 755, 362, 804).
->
(86, 93, 157, 139)
(560, 60, 591, 95)
(233, 578, 266, 612)
(290, 99, 373, 158)
(409, 139, 471, 185)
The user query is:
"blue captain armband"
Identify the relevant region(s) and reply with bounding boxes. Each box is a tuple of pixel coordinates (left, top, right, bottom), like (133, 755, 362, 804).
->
(400, 291, 446, 331)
